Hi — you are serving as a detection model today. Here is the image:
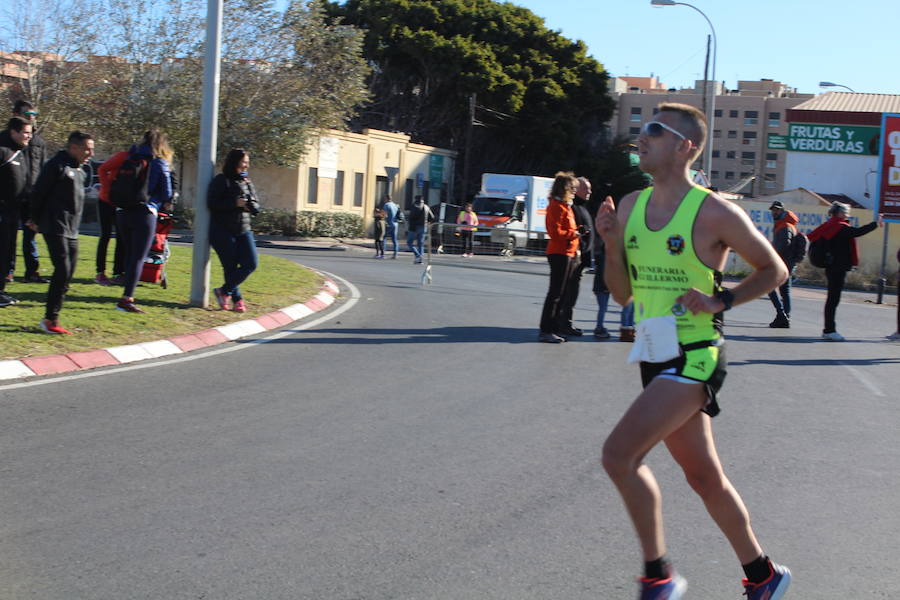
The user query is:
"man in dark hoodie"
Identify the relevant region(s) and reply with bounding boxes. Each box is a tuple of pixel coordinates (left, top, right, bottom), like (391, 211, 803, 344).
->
(0, 117, 33, 306)
(766, 201, 799, 328)
(27, 131, 94, 334)
(6, 101, 48, 283)
(558, 176, 593, 336)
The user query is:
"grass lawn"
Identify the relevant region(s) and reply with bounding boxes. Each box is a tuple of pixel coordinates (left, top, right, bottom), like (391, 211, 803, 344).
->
(0, 235, 323, 360)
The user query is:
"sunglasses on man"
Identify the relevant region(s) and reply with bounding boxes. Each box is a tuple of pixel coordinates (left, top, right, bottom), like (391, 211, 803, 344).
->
(641, 121, 689, 141)
(21, 111, 39, 118)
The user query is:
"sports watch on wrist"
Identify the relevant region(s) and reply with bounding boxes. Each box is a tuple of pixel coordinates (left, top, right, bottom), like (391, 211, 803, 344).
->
(714, 288, 735, 311)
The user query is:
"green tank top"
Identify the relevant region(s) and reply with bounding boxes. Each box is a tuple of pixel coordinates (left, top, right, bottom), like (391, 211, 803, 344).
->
(624, 185, 723, 345)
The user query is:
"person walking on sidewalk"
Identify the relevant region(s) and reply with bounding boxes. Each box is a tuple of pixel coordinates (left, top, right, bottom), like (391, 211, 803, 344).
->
(0, 117, 32, 306)
(381, 194, 401, 258)
(767, 201, 799, 328)
(538, 171, 580, 343)
(28, 131, 95, 334)
(595, 103, 791, 600)
(372, 203, 386, 258)
(807, 201, 882, 341)
(406, 195, 433, 264)
(456, 201, 479, 257)
(208, 148, 260, 313)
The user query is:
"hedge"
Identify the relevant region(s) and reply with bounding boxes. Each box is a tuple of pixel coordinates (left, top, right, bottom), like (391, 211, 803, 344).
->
(176, 207, 364, 238)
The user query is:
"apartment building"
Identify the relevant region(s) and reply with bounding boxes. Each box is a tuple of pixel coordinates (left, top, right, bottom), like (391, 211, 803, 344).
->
(610, 78, 814, 197)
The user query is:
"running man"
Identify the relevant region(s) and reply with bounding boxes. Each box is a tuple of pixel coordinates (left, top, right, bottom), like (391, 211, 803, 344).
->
(595, 102, 791, 600)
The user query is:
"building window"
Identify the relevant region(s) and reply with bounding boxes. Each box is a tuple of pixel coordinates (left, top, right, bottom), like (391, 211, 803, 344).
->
(713, 129, 721, 138)
(353, 172, 364, 207)
(725, 171, 735, 180)
(629, 127, 641, 135)
(765, 153, 777, 169)
(742, 131, 757, 146)
(740, 172, 752, 178)
(744, 110, 759, 125)
(727, 130, 737, 139)
(714, 109, 722, 117)
(307, 167, 318, 204)
(741, 151, 755, 166)
(726, 151, 736, 159)
(712, 150, 720, 158)
(711, 170, 719, 179)
(333, 170, 345, 205)
(765, 173, 777, 188)
(729, 110, 738, 118)
(768, 112, 781, 127)
(630, 107, 642, 122)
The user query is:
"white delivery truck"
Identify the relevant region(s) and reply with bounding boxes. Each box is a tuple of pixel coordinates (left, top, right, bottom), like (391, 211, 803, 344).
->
(471, 173, 554, 255)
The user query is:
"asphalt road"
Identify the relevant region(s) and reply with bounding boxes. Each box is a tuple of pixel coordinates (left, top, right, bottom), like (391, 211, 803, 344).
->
(0, 244, 898, 599)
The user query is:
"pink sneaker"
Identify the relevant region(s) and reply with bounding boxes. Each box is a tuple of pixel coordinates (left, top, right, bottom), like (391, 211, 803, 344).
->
(213, 287, 230, 310)
(95, 273, 112, 286)
(232, 299, 247, 313)
(39, 319, 73, 334)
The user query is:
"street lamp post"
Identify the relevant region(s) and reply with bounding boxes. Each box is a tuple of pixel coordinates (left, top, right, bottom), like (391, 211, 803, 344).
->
(819, 81, 856, 92)
(651, 0, 717, 179)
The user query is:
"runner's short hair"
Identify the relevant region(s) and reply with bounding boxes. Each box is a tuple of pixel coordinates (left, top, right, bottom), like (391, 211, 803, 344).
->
(658, 102, 707, 158)
(6, 116, 30, 132)
(66, 130, 93, 146)
(13, 100, 34, 114)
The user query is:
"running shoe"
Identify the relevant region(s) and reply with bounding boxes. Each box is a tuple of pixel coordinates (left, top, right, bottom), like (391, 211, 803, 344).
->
(95, 273, 112, 286)
(822, 331, 845, 342)
(4, 273, 12, 283)
(538, 332, 566, 344)
(639, 573, 687, 599)
(593, 327, 611, 339)
(886, 331, 900, 340)
(39, 319, 73, 334)
(742, 561, 791, 600)
(23, 273, 49, 283)
(116, 299, 145, 313)
(232, 299, 247, 313)
(213, 287, 230, 310)
(0, 292, 18, 307)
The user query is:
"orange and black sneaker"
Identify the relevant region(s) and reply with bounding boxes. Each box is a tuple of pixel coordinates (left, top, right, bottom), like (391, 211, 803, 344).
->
(39, 319, 73, 335)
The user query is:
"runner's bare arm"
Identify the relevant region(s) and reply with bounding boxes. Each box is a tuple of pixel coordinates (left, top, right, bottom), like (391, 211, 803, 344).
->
(595, 192, 638, 306)
(677, 197, 787, 315)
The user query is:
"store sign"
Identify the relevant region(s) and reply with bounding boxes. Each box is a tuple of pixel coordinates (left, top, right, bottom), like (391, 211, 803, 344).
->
(318, 136, 339, 178)
(877, 113, 900, 222)
(428, 154, 444, 185)
(770, 123, 880, 155)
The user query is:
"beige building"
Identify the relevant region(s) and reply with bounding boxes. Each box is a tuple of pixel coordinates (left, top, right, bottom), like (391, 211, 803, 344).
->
(181, 128, 456, 233)
(610, 78, 814, 197)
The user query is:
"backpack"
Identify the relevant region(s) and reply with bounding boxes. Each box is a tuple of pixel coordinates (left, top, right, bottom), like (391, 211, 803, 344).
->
(108, 155, 150, 209)
(790, 230, 809, 263)
(808, 237, 832, 268)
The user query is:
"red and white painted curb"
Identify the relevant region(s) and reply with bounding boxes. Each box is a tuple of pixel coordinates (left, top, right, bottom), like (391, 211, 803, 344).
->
(0, 279, 340, 381)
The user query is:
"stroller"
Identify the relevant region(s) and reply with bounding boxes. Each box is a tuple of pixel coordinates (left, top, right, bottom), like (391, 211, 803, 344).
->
(139, 211, 174, 289)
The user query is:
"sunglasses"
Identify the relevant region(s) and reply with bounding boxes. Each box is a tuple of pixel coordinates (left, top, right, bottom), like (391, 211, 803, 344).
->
(21, 111, 38, 117)
(642, 121, 688, 141)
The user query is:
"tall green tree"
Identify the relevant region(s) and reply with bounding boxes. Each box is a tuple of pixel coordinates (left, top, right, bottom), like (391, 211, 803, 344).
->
(325, 0, 616, 199)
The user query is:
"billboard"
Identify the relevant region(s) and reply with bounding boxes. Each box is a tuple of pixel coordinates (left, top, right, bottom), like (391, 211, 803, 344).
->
(876, 113, 900, 223)
(770, 123, 880, 155)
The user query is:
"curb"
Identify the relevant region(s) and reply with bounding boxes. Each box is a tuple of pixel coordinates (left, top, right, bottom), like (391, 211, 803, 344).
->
(0, 278, 340, 381)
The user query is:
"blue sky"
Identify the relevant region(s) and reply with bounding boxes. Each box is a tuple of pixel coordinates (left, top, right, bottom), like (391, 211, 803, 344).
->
(510, 0, 897, 95)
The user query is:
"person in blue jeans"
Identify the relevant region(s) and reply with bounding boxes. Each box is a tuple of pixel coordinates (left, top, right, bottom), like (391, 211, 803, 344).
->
(115, 129, 175, 314)
(381, 194, 401, 258)
(208, 148, 259, 313)
(405, 194, 433, 264)
(593, 247, 635, 342)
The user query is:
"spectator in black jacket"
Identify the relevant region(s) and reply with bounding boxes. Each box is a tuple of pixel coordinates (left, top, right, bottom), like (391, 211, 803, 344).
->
(7, 100, 48, 283)
(558, 176, 592, 336)
(807, 201, 882, 341)
(208, 148, 259, 313)
(28, 131, 95, 334)
(0, 117, 33, 306)
(405, 194, 434, 264)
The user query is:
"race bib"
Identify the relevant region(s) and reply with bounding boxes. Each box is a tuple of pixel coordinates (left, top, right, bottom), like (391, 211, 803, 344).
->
(627, 315, 681, 364)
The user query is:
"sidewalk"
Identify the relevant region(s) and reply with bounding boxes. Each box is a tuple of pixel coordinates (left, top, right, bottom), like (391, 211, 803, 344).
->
(0, 278, 340, 381)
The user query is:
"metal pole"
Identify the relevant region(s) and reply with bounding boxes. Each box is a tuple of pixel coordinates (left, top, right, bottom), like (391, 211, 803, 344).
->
(190, 0, 223, 307)
(877, 222, 889, 304)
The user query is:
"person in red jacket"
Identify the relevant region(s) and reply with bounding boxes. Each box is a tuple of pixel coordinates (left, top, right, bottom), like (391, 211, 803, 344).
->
(95, 150, 129, 285)
(538, 171, 580, 343)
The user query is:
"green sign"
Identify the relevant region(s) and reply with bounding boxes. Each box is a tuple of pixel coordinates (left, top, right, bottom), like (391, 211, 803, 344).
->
(772, 123, 880, 155)
(428, 154, 444, 184)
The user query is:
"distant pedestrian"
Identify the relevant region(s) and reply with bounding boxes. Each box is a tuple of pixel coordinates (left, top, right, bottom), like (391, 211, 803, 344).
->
(381, 194, 401, 258)
(886, 247, 899, 341)
(0, 117, 33, 307)
(807, 201, 882, 341)
(767, 201, 799, 328)
(456, 201, 479, 257)
(538, 171, 579, 343)
(406, 194, 434, 264)
(7, 100, 47, 283)
(96, 150, 130, 285)
(208, 148, 260, 313)
(28, 131, 95, 334)
(373, 203, 386, 258)
(115, 129, 175, 314)
(558, 176, 592, 335)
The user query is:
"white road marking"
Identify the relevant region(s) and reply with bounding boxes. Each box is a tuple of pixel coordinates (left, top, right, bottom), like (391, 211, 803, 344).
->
(842, 364, 885, 397)
(0, 271, 359, 392)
